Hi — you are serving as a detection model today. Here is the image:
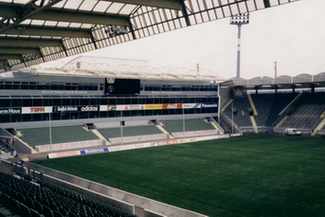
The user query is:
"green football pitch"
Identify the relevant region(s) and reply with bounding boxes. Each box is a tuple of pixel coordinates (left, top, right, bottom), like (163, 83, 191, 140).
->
(36, 135, 325, 217)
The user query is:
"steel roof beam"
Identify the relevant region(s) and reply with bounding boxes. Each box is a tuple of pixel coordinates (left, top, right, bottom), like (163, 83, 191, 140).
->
(0, 0, 64, 33)
(104, 0, 182, 10)
(0, 37, 63, 48)
(0, 54, 24, 60)
(0, 3, 130, 26)
(0, 48, 41, 56)
(6, 25, 92, 38)
(33, 9, 130, 26)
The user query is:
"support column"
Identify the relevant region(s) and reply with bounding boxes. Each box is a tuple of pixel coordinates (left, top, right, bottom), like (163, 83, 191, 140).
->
(39, 48, 45, 62)
(61, 40, 68, 56)
(90, 30, 98, 49)
(236, 24, 241, 79)
(128, 20, 136, 40)
(21, 57, 27, 68)
(179, 0, 190, 26)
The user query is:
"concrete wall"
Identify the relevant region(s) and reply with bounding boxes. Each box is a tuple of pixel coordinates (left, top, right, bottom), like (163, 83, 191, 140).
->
(110, 134, 167, 145)
(36, 139, 104, 153)
(1, 113, 217, 129)
(172, 130, 220, 138)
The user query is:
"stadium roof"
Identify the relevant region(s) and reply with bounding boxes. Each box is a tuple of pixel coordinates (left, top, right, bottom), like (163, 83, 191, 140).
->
(231, 72, 325, 88)
(6, 56, 223, 82)
(0, 0, 300, 71)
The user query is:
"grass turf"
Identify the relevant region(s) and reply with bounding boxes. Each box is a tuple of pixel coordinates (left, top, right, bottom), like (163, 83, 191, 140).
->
(36, 135, 325, 217)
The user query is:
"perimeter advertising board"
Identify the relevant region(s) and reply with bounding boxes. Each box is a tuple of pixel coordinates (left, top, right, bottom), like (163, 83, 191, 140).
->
(21, 106, 53, 114)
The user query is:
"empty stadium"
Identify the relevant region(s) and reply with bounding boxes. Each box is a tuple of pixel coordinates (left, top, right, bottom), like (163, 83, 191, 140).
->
(0, 0, 324, 217)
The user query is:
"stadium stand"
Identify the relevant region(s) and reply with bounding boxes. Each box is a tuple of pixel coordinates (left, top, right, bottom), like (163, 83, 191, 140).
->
(162, 118, 215, 132)
(16, 126, 97, 146)
(98, 124, 167, 145)
(162, 119, 186, 133)
(251, 93, 298, 127)
(224, 73, 325, 135)
(98, 128, 122, 139)
(99, 125, 161, 138)
(277, 92, 325, 132)
(223, 96, 252, 129)
(0, 129, 13, 154)
(95, 118, 219, 145)
(0, 203, 22, 217)
(161, 118, 219, 138)
(219, 116, 235, 134)
(12, 126, 101, 153)
(0, 172, 134, 217)
(222, 92, 325, 134)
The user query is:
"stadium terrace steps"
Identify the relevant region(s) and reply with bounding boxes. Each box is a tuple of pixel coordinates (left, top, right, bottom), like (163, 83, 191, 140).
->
(220, 114, 241, 133)
(161, 118, 220, 138)
(161, 119, 185, 133)
(122, 125, 162, 136)
(155, 123, 174, 138)
(12, 135, 34, 154)
(162, 118, 215, 133)
(98, 125, 167, 145)
(227, 92, 325, 134)
(0, 129, 14, 154)
(98, 125, 162, 138)
(185, 118, 216, 131)
(98, 127, 121, 139)
(221, 99, 233, 113)
(96, 119, 219, 145)
(0, 204, 20, 217)
(278, 92, 302, 116)
(251, 93, 298, 128)
(224, 96, 252, 129)
(16, 126, 97, 146)
(14, 126, 102, 153)
(277, 92, 325, 131)
(0, 172, 135, 217)
(312, 115, 325, 135)
(209, 119, 225, 134)
(91, 129, 112, 145)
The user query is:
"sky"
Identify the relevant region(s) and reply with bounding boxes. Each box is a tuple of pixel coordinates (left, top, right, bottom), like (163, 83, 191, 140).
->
(38, 0, 324, 80)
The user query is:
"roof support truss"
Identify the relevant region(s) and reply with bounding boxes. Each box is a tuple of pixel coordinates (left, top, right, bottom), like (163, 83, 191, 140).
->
(6, 25, 92, 38)
(0, 54, 24, 60)
(0, 0, 64, 33)
(104, 0, 182, 10)
(0, 0, 300, 71)
(0, 37, 64, 48)
(0, 47, 42, 56)
(0, 2, 130, 27)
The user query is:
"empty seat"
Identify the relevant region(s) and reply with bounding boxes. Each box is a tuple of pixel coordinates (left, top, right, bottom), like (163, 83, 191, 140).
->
(0, 173, 134, 217)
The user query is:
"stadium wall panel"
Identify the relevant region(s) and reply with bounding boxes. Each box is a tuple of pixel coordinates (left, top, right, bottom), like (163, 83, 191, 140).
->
(36, 139, 104, 153)
(1, 113, 217, 129)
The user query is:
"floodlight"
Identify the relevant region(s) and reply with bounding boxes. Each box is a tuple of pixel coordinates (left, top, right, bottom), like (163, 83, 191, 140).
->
(230, 13, 250, 79)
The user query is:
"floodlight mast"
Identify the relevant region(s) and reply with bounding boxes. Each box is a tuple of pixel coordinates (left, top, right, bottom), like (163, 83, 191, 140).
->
(230, 13, 249, 79)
